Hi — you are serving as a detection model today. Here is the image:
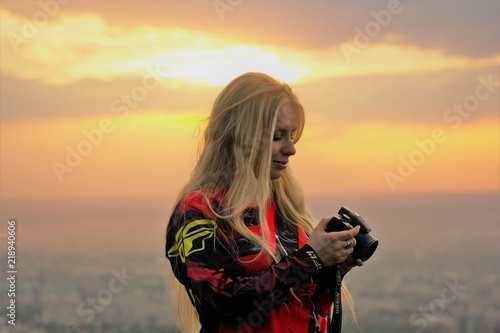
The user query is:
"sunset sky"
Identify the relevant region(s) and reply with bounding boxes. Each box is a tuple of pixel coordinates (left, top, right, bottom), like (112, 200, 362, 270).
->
(1, 0, 499, 203)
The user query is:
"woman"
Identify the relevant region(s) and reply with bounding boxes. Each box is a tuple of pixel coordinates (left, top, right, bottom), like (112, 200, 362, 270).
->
(165, 72, 363, 332)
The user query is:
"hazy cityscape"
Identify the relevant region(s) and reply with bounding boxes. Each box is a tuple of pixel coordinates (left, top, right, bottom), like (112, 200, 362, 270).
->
(1, 192, 499, 333)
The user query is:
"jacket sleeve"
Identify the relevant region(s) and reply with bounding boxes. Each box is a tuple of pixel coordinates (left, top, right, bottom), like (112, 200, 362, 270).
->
(311, 267, 335, 317)
(165, 201, 324, 324)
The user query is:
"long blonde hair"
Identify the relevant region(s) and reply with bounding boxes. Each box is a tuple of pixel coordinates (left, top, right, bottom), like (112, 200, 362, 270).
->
(180, 72, 315, 254)
(167, 72, 354, 332)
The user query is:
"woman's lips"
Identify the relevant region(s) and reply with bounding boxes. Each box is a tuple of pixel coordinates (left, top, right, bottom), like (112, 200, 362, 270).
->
(273, 161, 288, 169)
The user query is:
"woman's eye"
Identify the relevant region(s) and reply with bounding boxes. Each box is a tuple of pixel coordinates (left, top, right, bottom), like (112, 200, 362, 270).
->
(273, 136, 281, 142)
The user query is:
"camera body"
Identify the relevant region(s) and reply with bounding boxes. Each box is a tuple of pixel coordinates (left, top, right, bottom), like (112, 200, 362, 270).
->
(326, 207, 379, 262)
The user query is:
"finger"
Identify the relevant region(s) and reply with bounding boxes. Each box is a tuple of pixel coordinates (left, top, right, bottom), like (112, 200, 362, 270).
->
(356, 259, 364, 266)
(317, 216, 335, 230)
(341, 238, 355, 250)
(349, 225, 361, 237)
(349, 237, 357, 247)
(338, 261, 351, 274)
(345, 255, 356, 267)
(337, 225, 361, 241)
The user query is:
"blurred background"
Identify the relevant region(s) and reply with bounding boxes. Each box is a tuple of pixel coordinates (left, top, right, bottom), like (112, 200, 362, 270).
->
(1, 1, 498, 332)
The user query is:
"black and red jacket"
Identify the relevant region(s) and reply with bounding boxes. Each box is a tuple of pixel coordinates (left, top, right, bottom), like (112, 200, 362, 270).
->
(166, 190, 335, 332)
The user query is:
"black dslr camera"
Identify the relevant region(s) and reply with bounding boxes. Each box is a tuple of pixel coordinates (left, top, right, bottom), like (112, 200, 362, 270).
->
(326, 207, 379, 262)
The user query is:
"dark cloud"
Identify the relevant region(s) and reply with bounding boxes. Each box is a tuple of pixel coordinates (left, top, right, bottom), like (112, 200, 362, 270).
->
(2, 0, 498, 57)
(381, 1, 500, 58)
(0, 73, 219, 122)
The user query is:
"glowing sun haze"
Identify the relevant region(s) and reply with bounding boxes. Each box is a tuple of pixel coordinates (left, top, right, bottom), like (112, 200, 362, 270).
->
(0, 1, 498, 201)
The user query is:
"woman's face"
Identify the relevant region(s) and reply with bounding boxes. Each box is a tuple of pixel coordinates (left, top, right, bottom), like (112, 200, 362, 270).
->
(270, 105, 297, 180)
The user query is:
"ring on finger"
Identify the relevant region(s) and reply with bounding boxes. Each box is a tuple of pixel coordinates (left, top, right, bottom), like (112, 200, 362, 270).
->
(344, 240, 353, 249)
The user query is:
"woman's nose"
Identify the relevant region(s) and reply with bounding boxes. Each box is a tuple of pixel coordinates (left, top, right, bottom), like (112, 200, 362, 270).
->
(283, 139, 296, 156)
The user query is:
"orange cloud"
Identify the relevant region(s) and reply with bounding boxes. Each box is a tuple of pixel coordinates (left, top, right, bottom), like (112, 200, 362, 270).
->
(1, 8, 497, 87)
(293, 118, 499, 195)
(1, 109, 497, 200)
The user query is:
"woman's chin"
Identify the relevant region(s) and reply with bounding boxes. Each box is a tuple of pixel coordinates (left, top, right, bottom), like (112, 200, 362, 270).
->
(270, 170, 283, 180)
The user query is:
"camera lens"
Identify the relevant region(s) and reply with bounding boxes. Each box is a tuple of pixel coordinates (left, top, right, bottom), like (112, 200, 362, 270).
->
(353, 234, 379, 262)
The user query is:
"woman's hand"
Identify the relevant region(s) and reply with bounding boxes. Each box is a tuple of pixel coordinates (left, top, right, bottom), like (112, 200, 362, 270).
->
(338, 255, 364, 274)
(306, 216, 360, 267)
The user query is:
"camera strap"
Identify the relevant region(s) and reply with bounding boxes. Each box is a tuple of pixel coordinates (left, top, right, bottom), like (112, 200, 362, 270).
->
(327, 266, 343, 333)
